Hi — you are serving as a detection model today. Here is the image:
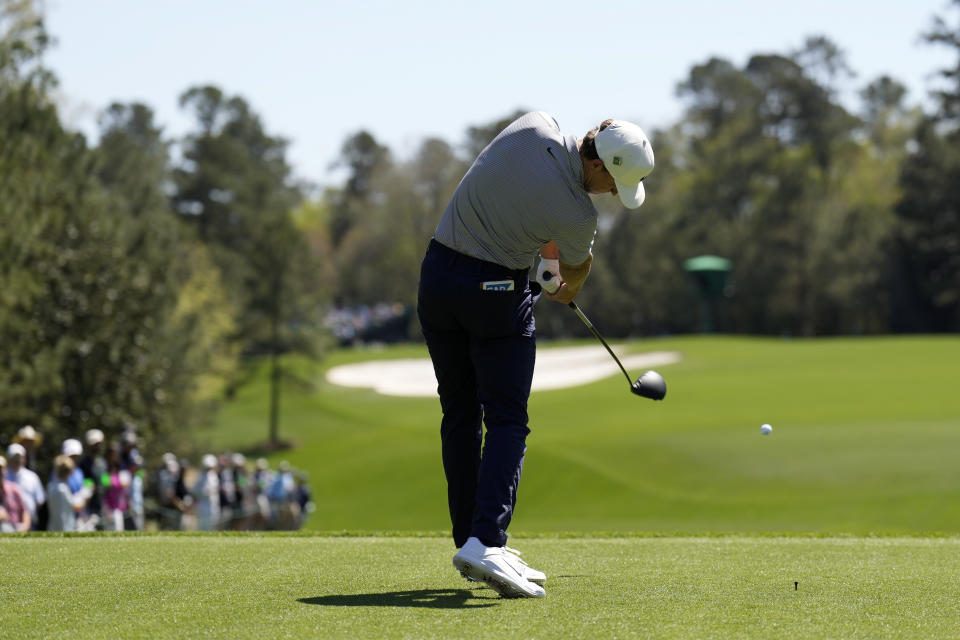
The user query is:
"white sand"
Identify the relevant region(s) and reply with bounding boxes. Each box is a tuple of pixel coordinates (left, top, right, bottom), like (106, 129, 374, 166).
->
(325, 345, 682, 397)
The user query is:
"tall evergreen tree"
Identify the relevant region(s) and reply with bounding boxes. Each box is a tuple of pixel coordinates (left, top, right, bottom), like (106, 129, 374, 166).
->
(172, 85, 320, 445)
(893, 1, 960, 331)
(327, 131, 392, 248)
(0, 9, 235, 460)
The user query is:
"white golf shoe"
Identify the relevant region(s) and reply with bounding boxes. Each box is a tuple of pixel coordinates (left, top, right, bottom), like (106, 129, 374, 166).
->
(505, 545, 546, 585)
(459, 545, 547, 586)
(453, 537, 546, 598)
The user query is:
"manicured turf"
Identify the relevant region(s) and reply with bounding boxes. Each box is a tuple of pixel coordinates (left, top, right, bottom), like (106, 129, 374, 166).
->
(3, 534, 960, 639)
(8, 337, 958, 638)
(208, 336, 960, 535)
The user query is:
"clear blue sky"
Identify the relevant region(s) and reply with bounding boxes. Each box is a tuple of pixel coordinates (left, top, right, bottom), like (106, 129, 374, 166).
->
(45, 0, 956, 188)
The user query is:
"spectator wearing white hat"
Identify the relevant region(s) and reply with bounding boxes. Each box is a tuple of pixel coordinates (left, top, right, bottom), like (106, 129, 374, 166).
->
(13, 425, 42, 471)
(156, 453, 185, 530)
(120, 427, 140, 470)
(57, 439, 86, 494)
(252, 458, 273, 529)
(47, 455, 87, 532)
(0, 455, 31, 532)
(193, 454, 220, 531)
(268, 461, 297, 530)
(5, 443, 45, 530)
(79, 429, 107, 528)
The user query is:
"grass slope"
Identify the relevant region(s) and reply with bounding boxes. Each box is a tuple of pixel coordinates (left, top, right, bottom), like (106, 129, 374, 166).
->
(4, 534, 960, 639)
(207, 336, 960, 534)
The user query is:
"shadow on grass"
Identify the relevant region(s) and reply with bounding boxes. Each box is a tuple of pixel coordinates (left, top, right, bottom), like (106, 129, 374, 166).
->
(298, 589, 497, 609)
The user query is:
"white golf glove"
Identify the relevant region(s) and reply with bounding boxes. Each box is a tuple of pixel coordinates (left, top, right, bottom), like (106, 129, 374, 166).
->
(535, 257, 561, 294)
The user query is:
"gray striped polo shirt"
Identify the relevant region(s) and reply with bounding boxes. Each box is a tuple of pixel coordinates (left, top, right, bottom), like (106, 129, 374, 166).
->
(433, 111, 597, 270)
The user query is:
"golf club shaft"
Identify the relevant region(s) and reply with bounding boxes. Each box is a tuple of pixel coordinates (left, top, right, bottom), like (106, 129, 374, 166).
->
(567, 301, 634, 386)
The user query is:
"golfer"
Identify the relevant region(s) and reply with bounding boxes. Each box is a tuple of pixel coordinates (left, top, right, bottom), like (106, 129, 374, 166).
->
(417, 111, 654, 598)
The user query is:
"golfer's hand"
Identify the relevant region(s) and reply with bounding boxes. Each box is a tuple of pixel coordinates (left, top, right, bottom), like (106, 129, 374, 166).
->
(535, 257, 560, 291)
(544, 281, 576, 304)
(536, 256, 569, 302)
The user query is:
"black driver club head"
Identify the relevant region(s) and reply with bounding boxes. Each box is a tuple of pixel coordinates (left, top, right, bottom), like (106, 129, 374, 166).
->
(631, 370, 666, 400)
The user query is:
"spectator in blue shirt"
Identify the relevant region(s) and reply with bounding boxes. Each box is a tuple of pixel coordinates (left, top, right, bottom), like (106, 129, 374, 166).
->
(59, 439, 86, 494)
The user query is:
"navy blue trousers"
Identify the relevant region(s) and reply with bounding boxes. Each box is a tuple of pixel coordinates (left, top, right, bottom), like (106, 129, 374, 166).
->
(417, 240, 539, 548)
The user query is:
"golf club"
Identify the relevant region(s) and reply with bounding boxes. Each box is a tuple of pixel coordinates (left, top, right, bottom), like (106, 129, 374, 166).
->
(541, 272, 666, 401)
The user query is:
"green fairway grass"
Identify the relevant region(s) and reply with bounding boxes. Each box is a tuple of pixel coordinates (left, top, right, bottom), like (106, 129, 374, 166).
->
(207, 336, 960, 535)
(3, 534, 960, 639)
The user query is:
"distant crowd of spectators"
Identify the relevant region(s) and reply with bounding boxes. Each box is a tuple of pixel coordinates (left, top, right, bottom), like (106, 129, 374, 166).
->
(1, 424, 313, 532)
(324, 302, 411, 345)
(154, 451, 314, 532)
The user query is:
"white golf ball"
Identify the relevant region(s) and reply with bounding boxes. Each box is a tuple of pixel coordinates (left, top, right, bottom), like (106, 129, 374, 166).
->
(761, 423, 773, 435)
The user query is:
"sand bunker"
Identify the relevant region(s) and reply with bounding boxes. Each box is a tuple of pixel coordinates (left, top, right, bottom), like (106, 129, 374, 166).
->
(326, 345, 682, 397)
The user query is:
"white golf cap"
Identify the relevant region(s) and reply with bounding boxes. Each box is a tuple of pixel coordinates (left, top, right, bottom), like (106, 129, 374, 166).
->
(6, 443, 26, 458)
(201, 454, 218, 469)
(162, 452, 179, 472)
(62, 438, 83, 457)
(594, 120, 655, 209)
(85, 428, 104, 445)
(16, 425, 41, 443)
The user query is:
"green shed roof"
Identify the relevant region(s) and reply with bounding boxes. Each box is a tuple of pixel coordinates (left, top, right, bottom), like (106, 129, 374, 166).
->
(683, 255, 732, 272)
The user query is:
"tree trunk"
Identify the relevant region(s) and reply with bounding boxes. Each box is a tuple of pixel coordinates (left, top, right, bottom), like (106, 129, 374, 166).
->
(268, 306, 281, 446)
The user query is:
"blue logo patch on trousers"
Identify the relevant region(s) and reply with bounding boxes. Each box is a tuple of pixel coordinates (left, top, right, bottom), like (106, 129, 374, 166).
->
(481, 280, 515, 291)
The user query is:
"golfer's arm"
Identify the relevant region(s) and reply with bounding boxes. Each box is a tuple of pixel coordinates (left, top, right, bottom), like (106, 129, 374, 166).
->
(540, 241, 560, 261)
(539, 241, 592, 300)
(559, 254, 592, 298)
